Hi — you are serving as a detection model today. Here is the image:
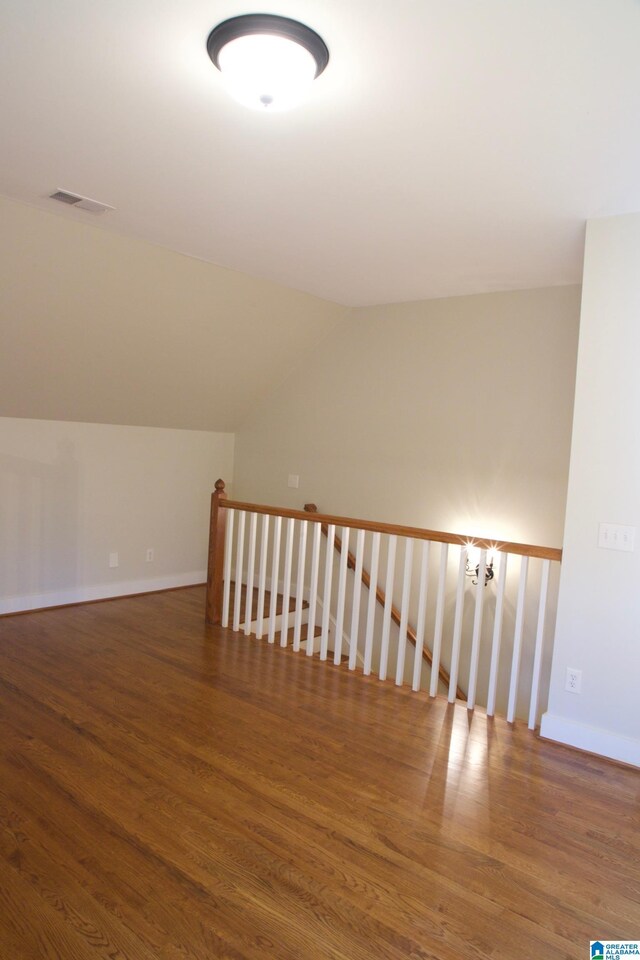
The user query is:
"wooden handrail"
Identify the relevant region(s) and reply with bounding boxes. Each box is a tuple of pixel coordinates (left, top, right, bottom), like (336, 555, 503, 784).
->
(205, 480, 562, 709)
(218, 495, 562, 562)
(303, 503, 465, 699)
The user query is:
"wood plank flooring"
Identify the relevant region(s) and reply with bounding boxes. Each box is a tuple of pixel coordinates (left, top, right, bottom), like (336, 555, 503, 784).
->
(0, 585, 638, 959)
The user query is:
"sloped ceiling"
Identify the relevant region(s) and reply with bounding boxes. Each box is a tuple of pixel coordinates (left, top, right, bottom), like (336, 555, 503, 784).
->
(1, 0, 640, 307)
(0, 197, 346, 431)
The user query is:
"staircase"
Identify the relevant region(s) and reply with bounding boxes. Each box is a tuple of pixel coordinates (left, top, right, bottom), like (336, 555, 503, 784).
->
(206, 480, 562, 729)
(303, 503, 462, 697)
(227, 581, 346, 659)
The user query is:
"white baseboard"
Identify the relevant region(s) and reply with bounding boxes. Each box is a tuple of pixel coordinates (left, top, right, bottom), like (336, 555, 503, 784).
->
(0, 570, 206, 615)
(540, 712, 640, 768)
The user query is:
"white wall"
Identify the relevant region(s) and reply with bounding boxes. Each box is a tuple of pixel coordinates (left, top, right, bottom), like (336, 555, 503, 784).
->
(542, 214, 640, 766)
(234, 285, 580, 548)
(0, 417, 233, 613)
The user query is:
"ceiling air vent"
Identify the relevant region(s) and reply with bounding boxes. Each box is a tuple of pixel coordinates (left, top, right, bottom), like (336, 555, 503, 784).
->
(48, 189, 114, 214)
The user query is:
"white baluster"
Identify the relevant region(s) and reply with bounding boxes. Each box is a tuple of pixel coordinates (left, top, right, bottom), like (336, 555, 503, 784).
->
(379, 535, 397, 681)
(244, 512, 258, 635)
(486, 552, 508, 716)
(255, 514, 269, 639)
(320, 524, 335, 661)
(466, 549, 487, 709)
(280, 518, 295, 647)
(412, 540, 430, 692)
(267, 515, 282, 644)
(333, 527, 350, 665)
(306, 522, 322, 657)
(448, 545, 468, 702)
(507, 555, 529, 723)
(293, 520, 308, 652)
(528, 559, 551, 730)
(348, 528, 365, 671)
(395, 538, 413, 686)
(232, 510, 246, 632)
(363, 532, 381, 675)
(221, 508, 235, 629)
(430, 542, 448, 698)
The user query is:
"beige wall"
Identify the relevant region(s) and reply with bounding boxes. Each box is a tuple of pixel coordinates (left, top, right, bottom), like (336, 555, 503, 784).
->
(1, 196, 580, 659)
(542, 213, 640, 766)
(0, 417, 234, 613)
(0, 195, 347, 431)
(234, 285, 581, 548)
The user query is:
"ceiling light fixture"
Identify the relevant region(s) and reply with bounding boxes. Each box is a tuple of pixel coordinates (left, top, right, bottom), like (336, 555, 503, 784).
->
(207, 14, 329, 112)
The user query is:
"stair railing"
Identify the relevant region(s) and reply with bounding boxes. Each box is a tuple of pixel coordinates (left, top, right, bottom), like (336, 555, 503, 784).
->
(205, 480, 562, 729)
(302, 502, 465, 698)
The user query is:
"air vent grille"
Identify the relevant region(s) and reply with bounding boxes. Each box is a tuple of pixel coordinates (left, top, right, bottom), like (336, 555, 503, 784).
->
(50, 190, 80, 205)
(48, 189, 114, 214)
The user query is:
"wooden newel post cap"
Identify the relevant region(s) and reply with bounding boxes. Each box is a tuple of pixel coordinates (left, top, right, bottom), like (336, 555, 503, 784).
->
(304, 503, 318, 513)
(214, 478, 226, 493)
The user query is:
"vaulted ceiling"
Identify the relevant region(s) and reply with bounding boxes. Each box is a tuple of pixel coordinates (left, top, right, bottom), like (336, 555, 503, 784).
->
(2, 0, 639, 307)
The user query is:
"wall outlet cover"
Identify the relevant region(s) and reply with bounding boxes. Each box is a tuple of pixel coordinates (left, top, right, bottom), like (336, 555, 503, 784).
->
(565, 667, 582, 694)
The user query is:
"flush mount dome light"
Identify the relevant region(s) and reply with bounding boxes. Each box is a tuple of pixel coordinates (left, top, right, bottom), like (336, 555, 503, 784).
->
(207, 14, 329, 112)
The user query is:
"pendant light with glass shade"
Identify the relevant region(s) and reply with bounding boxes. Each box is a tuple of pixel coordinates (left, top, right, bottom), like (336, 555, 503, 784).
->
(207, 14, 329, 112)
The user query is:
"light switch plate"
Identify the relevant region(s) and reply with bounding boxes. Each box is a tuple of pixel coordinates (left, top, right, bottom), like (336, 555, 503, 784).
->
(598, 522, 636, 552)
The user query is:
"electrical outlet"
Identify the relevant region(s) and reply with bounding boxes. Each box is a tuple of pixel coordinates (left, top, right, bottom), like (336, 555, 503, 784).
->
(146, 548, 154, 562)
(109, 551, 119, 568)
(565, 667, 582, 694)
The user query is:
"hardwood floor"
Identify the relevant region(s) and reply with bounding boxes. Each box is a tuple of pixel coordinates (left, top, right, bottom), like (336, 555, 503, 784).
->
(0, 586, 638, 959)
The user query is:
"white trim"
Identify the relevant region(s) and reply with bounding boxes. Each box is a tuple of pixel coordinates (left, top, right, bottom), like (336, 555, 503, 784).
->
(311, 595, 364, 666)
(241, 607, 309, 636)
(0, 570, 206, 615)
(329, 609, 364, 666)
(258, 574, 308, 601)
(223, 573, 308, 600)
(540, 712, 640, 768)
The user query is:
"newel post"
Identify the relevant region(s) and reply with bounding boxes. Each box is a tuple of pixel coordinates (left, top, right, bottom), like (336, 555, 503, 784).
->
(205, 478, 227, 625)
